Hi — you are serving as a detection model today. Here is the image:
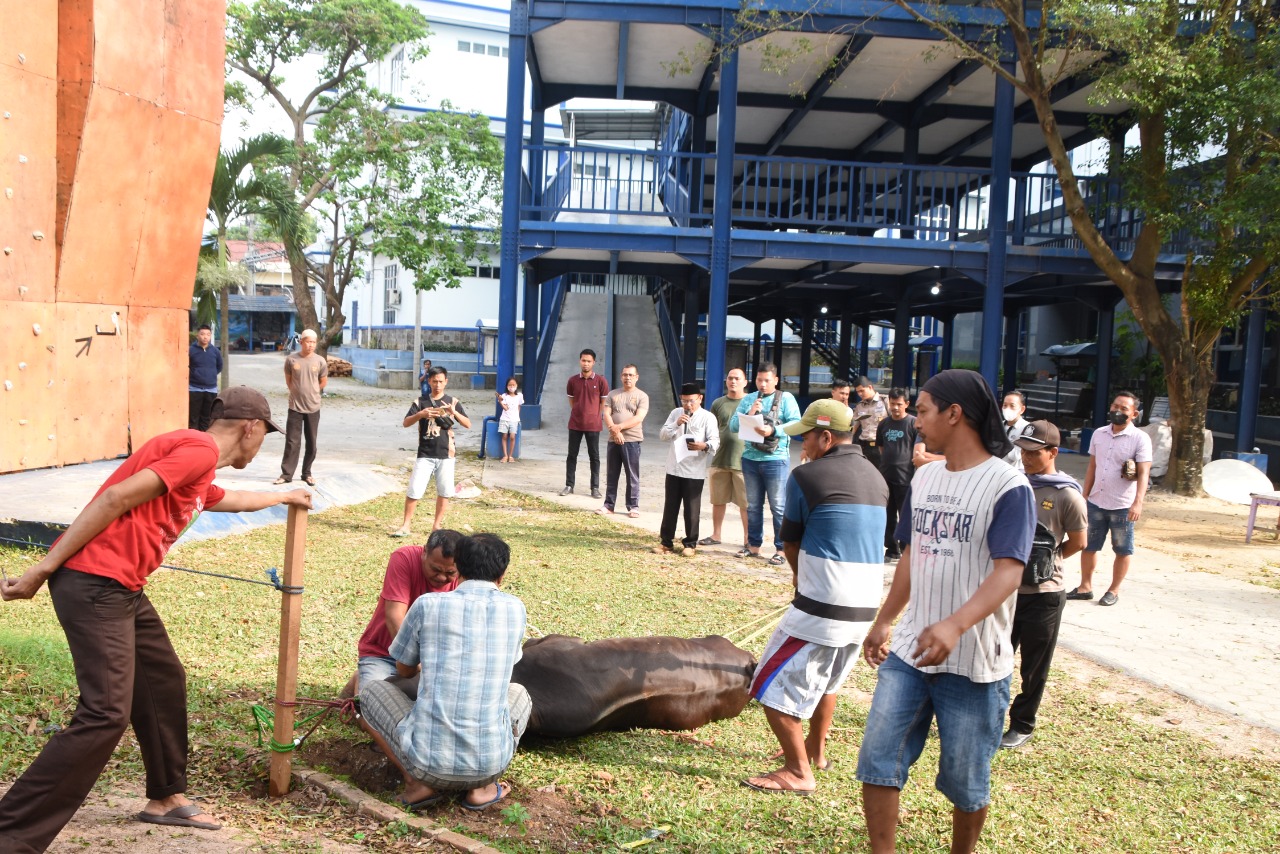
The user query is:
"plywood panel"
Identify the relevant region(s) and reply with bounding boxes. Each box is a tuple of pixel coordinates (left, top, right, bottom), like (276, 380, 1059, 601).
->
(132, 110, 220, 309)
(54, 302, 129, 463)
(57, 89, 162, 305)
(0, 300, 59, 472)
(0, 63, 58, 303)
(91, 0, 165, 105)
(127, 305, 187, 445)
(163, 0, 227, 122)
(0, 0, 58, 79)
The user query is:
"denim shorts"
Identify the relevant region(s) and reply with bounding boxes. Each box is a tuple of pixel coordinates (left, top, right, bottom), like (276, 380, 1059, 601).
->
(357, 655, 398, 693)
(855, 653, 1011, 812)
(1085, 501, 1135, 556)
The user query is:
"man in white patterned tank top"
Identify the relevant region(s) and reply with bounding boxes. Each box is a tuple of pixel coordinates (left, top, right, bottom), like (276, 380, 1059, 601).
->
(856, 370, 1036, 854)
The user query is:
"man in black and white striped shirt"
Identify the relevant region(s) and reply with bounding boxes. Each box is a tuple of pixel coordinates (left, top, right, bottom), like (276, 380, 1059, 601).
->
(856, 370, 1035, 854)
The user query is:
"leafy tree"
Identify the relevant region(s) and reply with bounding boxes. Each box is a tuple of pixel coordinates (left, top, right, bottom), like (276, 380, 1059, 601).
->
(225, 0, 503, 355)
(734, 0, 1280, 494)
(206, 133, 297, 387)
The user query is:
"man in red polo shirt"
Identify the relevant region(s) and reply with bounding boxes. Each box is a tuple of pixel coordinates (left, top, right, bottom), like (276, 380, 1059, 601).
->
(0, 387, 312, 853)
(561, 348, 610, 499)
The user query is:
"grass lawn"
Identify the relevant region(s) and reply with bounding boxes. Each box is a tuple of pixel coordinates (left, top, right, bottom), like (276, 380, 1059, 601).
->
(1, 489, 1277, 852)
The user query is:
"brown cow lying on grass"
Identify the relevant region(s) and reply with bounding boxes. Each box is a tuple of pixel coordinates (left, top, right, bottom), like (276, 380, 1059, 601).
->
(384, 634, 756, 739)
(511, 634, 757, 738)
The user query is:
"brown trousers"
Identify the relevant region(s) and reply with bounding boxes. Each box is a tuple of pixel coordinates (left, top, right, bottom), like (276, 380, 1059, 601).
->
(280, 408, 321, 481)
(0, 569, 188, 853)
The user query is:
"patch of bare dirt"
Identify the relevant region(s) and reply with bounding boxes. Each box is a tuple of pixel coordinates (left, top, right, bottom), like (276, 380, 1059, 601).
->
(1053, 649, 1280, 762)
(297, 738, 614, 851)
(1138, 489, 1280, 587)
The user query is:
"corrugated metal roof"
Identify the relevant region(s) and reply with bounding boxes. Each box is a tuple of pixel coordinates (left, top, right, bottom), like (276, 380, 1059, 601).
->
(228, 295, 296, 313)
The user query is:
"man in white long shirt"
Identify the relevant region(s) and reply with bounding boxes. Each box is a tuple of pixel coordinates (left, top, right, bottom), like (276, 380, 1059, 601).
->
(654, 382, 719, 556)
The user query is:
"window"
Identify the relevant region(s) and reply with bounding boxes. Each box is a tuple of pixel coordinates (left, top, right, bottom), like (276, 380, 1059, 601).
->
(487, 44, 500, 56)
(389, 48, 404, 98)
(383, 264, 400, 324)
(502, 47, 510, 57)
(457, 40, 470, 52)
(472, 43, 486, 54)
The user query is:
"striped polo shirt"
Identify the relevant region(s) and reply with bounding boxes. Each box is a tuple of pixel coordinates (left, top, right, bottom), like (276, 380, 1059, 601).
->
(891, 456, 1036, 682)
(778, 443, 889, 647)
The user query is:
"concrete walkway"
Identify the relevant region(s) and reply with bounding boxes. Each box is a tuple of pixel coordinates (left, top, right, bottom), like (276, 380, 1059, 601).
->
(3, 356, 1277, 733)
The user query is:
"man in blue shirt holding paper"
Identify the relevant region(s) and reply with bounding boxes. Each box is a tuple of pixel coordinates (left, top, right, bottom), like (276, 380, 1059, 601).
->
(729, 363, 802, 566)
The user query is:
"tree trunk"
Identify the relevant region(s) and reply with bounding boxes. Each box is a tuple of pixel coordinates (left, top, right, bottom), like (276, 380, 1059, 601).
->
(217, 228, 231, 389)
(1164, 343, 1214, 497)
(284, 233, 319, 346)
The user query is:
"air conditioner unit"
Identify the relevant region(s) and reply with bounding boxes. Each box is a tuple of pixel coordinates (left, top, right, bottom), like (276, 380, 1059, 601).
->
(386, 290, 402, 307)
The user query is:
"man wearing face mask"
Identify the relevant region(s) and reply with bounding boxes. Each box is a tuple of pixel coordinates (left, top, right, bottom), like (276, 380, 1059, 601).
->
(1067, 391, 1152, 607)
(1000, 392, 1032, 472)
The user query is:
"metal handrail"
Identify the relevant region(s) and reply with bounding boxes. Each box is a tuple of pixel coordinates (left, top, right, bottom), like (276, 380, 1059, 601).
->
(530, 275, 566, 405)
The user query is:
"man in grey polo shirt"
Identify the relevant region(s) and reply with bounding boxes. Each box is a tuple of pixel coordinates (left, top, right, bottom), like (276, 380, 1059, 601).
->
(1067, 390, 1152, 607)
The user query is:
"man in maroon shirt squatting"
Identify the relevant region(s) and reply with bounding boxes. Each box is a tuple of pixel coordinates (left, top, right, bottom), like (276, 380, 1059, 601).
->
(349, 529, 463, 696)
(0, 387, 312, 853)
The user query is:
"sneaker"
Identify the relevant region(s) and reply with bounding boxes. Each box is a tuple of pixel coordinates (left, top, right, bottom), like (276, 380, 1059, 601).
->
(885, 551, 901, 563)
(590, 489, 602, 499)
(559, 486, 574, 496)
(1099, 591, 1120, 606)
(1065, 587, 1094, 601)
(999, 729, 1033, 750)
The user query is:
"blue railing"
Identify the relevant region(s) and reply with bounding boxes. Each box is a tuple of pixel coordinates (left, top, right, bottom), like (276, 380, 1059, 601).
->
(521, 145, 1188, 252)
(653, 288, 684, 402)
(530, 275, 567, 405)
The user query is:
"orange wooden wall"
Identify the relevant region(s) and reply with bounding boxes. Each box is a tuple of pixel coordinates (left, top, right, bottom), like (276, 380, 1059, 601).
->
(1, 0, 224, 472)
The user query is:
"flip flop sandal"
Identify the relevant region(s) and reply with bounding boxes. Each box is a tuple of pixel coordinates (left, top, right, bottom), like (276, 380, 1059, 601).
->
(136, 804, 221, 830)
(767, 554, 787, 566)
(734, 547, 755, 558)
(740, 772, 814, 796)
(460, 781, 511, 811)
(398, 792, 448, 811)
(697, 537, 721, 546)
(628, 510, 640, 518)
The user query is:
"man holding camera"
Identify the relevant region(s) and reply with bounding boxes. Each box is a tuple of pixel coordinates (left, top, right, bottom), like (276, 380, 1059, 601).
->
(1068, 391, 1152, 607)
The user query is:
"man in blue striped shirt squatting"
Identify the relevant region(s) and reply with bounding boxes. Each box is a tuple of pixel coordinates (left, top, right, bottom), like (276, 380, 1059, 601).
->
(741, 399, 889, 796)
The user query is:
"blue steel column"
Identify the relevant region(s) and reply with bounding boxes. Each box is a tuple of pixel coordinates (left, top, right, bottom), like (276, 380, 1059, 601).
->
(772, 315, 785, 366)
(1002, 310, 1021, 394)
(683, 274, 700, 383)
(980, 60, 1016, 388)
(1237, 289, 1267, 451)
(837, 310, 853, 380)
(893, 297, 912, 390)
(1092, 301, 1116, 424)
(521, 108, 545, 382)
(497, 0, 528, 397)
(704, 46, 738, 391)
(751, 320, 762, 378)
(858, 322, 870, 380)
(799, 307, 812, 397)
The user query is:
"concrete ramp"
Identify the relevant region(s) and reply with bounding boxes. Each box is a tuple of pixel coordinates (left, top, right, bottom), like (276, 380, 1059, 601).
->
(540, 292, 608, 430)
(539, 291, 675, 438)
(613, 294, 676, 437)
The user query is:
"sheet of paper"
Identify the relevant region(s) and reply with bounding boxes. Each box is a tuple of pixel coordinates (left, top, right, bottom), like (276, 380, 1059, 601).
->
(736, 413, 765, 442)
(673, 435, 699, 463)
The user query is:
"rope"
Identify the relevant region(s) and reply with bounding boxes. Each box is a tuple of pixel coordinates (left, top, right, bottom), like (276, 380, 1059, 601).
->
(251, 697, 357, 753)
(720, 604, 789, 646)
(0, 536, 302, 595)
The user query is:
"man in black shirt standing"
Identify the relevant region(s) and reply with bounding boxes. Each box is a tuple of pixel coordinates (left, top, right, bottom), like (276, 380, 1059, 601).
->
(392, 367, 471, 536)
(874, 388, 916, 562)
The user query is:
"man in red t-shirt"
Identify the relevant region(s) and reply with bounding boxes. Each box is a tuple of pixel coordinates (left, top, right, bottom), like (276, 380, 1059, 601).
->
(350, 530, 462, 695)
(562, 348, 610, 499)
(0, 387, 312, 852)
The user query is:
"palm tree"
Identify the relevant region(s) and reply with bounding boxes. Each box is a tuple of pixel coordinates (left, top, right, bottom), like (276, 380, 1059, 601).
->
(205, 134, 298, 387)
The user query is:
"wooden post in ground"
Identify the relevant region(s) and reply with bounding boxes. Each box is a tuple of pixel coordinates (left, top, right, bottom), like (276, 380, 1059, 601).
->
(269, 505, 308, 797)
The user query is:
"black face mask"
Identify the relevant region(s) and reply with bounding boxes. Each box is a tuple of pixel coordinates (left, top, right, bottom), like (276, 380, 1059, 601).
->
(1107, 410, 1129, 426)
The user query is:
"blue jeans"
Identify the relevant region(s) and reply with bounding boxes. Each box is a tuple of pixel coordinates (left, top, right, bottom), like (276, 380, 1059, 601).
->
(742, 457, 788, 550)
(856, 653, 1011, 812)
(1085, 501, 1135, 556)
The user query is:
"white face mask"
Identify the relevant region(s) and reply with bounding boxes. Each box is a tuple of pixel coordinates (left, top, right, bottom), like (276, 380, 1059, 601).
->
(1002, 408, 1020, 422)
